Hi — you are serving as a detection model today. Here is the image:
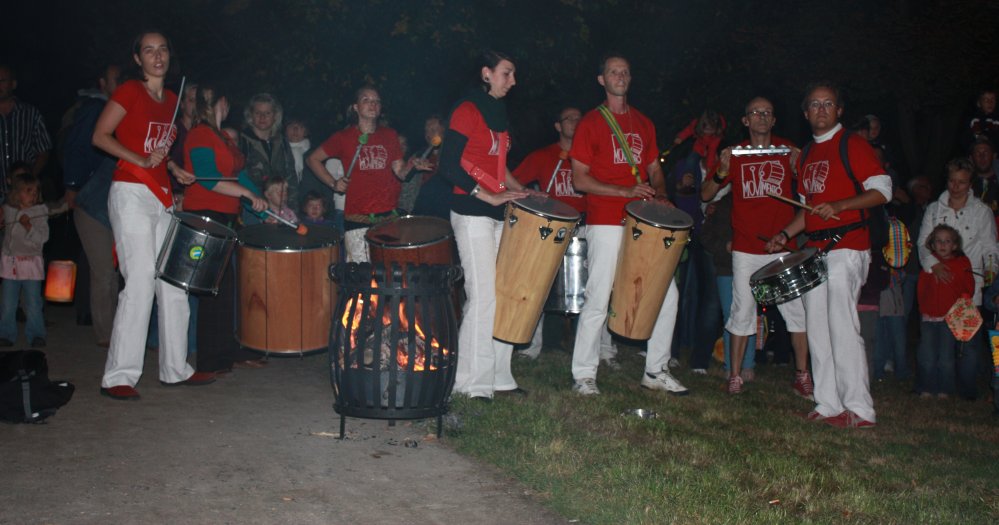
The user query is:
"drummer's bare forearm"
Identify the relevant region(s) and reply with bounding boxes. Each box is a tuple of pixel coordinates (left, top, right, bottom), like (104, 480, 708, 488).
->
(701, 177, 722, 202)
(391, 159, 406, 180)
(783, 210, 806, 237)
(571, 159, 628, 197)
(647, 161, 667, 198)
(307, 150, 337, 189)
(504, 169, 526, 191)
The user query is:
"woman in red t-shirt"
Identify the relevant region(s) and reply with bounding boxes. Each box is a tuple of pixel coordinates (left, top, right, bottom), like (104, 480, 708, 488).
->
(183, 84, 267, 374)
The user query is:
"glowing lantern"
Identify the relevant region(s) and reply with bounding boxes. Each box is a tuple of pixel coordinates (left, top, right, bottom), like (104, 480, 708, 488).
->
(44, 260, 77, 303)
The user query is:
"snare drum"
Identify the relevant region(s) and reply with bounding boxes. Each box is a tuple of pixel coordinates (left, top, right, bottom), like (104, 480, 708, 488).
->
(156, 212, 237, 295)
(749, 247, 827, 305)
(544, 235, 587, 314)
(494, 196, 580, 344)
(237, 224, 340, 354)
(365, 215, 455, 268)
(608, 201, 692, 340)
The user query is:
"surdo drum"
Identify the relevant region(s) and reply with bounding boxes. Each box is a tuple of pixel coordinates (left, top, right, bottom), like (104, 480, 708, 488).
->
(608, 201, 692, 340)
(237, 224, 339, 354)
(494, 196, 580, 344)
(365, 215, 456, 268)
(749, 247, 828, 305)
(156, 212, 237, 295)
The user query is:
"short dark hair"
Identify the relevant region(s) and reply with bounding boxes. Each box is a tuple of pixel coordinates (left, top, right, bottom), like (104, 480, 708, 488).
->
(598, 53, 628, 76)
(969, 136, 995, 154)
(801, 81, 842, 112)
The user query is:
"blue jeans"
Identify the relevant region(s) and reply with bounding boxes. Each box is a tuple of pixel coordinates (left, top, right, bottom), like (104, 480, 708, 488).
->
(717, 276, 755, 371)
(874, 316, 910, 380)
(916, 321, 956, 395)
(0, 279, 45, 342)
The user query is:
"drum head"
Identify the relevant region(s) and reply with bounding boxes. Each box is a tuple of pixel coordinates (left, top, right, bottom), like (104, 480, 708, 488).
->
(365, 215, 452, 248)
(751, 247, 819, 280)
(174, 212, 236, 239)
(238, 223, 339, 250)
(511, 196, 580, 222)
(625, 201, 693, 230)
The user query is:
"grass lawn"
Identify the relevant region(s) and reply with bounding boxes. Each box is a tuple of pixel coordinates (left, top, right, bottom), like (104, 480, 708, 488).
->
(442, 345, 999, 524)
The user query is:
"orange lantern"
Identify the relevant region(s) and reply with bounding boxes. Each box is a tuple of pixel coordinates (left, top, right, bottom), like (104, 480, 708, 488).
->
(44, 260, 77, 303)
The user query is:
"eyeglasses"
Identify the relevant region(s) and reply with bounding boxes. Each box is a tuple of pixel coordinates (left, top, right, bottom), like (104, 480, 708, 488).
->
(746, 110, 773, 118)
(807, 100, 838, 110)
(560, 115, 581, 123)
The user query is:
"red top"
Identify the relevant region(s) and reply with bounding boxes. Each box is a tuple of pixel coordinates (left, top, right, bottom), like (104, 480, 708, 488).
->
(570, 106, 658, 225)
(183, 125, 244, 214)
(320, 126, 403, 216)
(918, 255, 974, 317)
(798, 128, 883, 250)
(513, 142, 586, 214)
(109, 80, 177, 189)
(449, 101, 510, 194)
(726, 136, 798, 254)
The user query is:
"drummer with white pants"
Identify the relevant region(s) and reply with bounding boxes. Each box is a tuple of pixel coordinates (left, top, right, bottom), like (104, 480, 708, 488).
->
(568, 54, 688, 396)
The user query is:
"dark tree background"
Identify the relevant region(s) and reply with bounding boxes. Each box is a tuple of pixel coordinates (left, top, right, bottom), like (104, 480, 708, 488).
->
(3, 0, 999, 186)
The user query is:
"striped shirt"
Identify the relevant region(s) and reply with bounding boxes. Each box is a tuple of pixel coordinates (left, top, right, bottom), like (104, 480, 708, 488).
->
(0, 99, 52, 197)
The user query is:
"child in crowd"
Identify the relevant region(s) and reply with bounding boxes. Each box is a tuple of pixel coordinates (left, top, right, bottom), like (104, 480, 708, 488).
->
(300, 191, 336, 228)
(917, 224, 975, 399)
(673, 109, 726, 173)
(0, 172, 49, 347)
(244, 175, 298, 226)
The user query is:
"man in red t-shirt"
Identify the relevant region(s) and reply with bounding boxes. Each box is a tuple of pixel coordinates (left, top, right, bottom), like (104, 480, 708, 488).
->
(701, 97, 811, 398)
(512, 106, 585, 359)
(568, 55, 687, 397)
(767, 83, 891, 429)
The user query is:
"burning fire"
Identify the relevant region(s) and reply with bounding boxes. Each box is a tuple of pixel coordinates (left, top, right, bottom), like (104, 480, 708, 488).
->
(340, 280, 448, 371)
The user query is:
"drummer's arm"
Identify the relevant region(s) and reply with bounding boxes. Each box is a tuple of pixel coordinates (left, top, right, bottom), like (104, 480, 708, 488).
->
(572, 159, 654, 199)
(503, 168, 529, 192)
(307, 148, 344, 192)
(701, 147, 732, 202)
(646, 159, 668, 200)
(390, 158, 407, 180)
(766, 210, 806, 253)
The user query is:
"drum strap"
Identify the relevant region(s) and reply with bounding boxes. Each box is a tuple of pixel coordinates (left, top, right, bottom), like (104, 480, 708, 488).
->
(116, 159, 174, 209)
(597, 105, 641, 184)
(806, 220, 865, 243)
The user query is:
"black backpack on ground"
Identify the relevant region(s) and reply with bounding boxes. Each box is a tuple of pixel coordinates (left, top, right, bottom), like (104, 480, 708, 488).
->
(0, 350, 75, 423)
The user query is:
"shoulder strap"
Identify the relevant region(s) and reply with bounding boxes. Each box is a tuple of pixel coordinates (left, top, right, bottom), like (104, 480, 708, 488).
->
(837, 130, 869, 223)
(596, 105, 641, 183)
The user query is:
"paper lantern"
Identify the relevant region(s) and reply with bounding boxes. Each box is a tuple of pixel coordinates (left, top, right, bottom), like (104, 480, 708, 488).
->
(44, 260, 77, 303)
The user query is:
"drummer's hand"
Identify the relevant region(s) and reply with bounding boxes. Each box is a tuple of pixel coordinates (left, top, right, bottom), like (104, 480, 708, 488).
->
(412, 158, 433, 171)
(765, 232, 788, 253)
(789, 146, 802, 173)
(333, 178, 349, 193)
(931, 262, 954, 284)
(524, 188, 549, 199)
(719, 147, 732, 173)
(810, 201, 842, 221)
(144, 147, 168, 169)
(170, 165, 197, 185)
(246, 194, 268, 212)
(478, 187, 528, 206)
(624, 183, 656, 200)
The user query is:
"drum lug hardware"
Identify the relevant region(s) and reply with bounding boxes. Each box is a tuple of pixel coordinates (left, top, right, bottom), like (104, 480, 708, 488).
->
(539, 225, 553, 240)
(631, 226, 643, 240)
(663, 236, 676, 248)
(508, 214, 519, 227)
(554, 227, 568, 243)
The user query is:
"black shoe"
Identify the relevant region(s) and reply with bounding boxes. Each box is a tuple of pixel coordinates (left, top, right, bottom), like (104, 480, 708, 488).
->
(495, 387, 529, 397)
(30, 337, 46, 348)
(0, 338, 13, 347)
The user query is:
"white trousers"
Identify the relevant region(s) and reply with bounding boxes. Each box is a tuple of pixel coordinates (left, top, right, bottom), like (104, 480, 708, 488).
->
(802, 249, 875, 421)
(727, 251, 807, 335)
(571, 225, 677, 380)
(344, 227, 370, 263)
(450, 212, 516, 397)
(102, 182, 193, 387)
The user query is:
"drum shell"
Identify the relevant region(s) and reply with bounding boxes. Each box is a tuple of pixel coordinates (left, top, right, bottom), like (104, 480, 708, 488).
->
(544, 236, 587, 314)
(749, 247, 828, 305)
(156, 213, 237, 295)
(494, 197, 580, 344)
(608, 204, 692, 340)
(236, 224, 340, 353)
(366, 215, 456, 268)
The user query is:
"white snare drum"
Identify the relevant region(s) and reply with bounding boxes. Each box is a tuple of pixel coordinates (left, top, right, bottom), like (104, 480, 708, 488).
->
(749, 247, 828, 305)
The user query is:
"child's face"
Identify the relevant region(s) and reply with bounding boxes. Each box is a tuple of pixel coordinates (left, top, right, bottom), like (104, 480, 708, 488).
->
(931, 231, 958, 259)
(285, 122, 307, 143)
(264, 182, 287, 207)
(16, 184, 38, 208)
(304, 199, 324, 220)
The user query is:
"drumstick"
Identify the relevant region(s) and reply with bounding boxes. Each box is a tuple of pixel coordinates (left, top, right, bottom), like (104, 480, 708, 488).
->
(766, 192, 840, 221)
(240, 197, 309, 235)
(544, 150, 570, 194)
(343, 133, 369, 182)
(158, 76, 185, 150)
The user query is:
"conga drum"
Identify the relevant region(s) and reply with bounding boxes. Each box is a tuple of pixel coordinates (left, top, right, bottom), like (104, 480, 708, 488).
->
(365, 215, 455, 268)
(494, 196, 580, 344)
(608, 201, 692, 340)
(237, 224, 340, 354)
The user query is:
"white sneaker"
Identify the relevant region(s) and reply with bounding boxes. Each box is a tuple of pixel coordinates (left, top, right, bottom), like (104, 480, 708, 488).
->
(641, 370, 689, 395)
(516, 348, 539, 360)
(691, 368, 708, 375)
(572, 378, 600, 396)
(600, 357, 622, 370)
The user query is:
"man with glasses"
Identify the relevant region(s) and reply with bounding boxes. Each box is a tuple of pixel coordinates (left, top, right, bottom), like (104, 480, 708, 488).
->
(766, 82, 891, 429)
(701, 97, 811, 397)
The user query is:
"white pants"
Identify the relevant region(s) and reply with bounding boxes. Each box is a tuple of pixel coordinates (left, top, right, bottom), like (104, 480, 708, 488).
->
(802, 249, 875, 421)
(344, 227, 370, 263)
(571, 225, 677, 380)
(727, 251, 807, 335)
(450, 212, 516, 397)
(102, 182, 193, 387)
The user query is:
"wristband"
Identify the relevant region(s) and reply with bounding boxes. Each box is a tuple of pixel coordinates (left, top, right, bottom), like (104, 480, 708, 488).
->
(779, 229, 791, 240)
(712, 173, 727, 185)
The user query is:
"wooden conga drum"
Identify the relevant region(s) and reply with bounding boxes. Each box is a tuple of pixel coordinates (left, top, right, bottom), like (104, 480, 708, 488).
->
(608, 201, 692, 340)
(365, 215, 456, 268)
(494, 196, 580, 344)
(237, 224, 340, 354)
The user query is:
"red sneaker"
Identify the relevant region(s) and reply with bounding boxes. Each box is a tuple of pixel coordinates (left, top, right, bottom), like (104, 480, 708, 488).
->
(823, 412, 851, 428)
(793, 371, 814, 400)
(802, 410, 828, 422)
(846, 411, 876, 429)
(161, 371, 216, 387)
(101, 385, 141, 400)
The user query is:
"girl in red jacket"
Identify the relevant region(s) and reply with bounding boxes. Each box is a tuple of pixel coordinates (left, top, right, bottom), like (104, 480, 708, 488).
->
(916, 224, 975, 398)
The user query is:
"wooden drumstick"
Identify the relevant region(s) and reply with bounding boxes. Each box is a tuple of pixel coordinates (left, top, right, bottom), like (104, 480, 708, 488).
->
(766, 192, 840, 221)
(756, 234, 799, 253)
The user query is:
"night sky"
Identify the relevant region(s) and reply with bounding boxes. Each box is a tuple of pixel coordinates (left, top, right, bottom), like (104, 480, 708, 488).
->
(3, 0, 999, 180)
